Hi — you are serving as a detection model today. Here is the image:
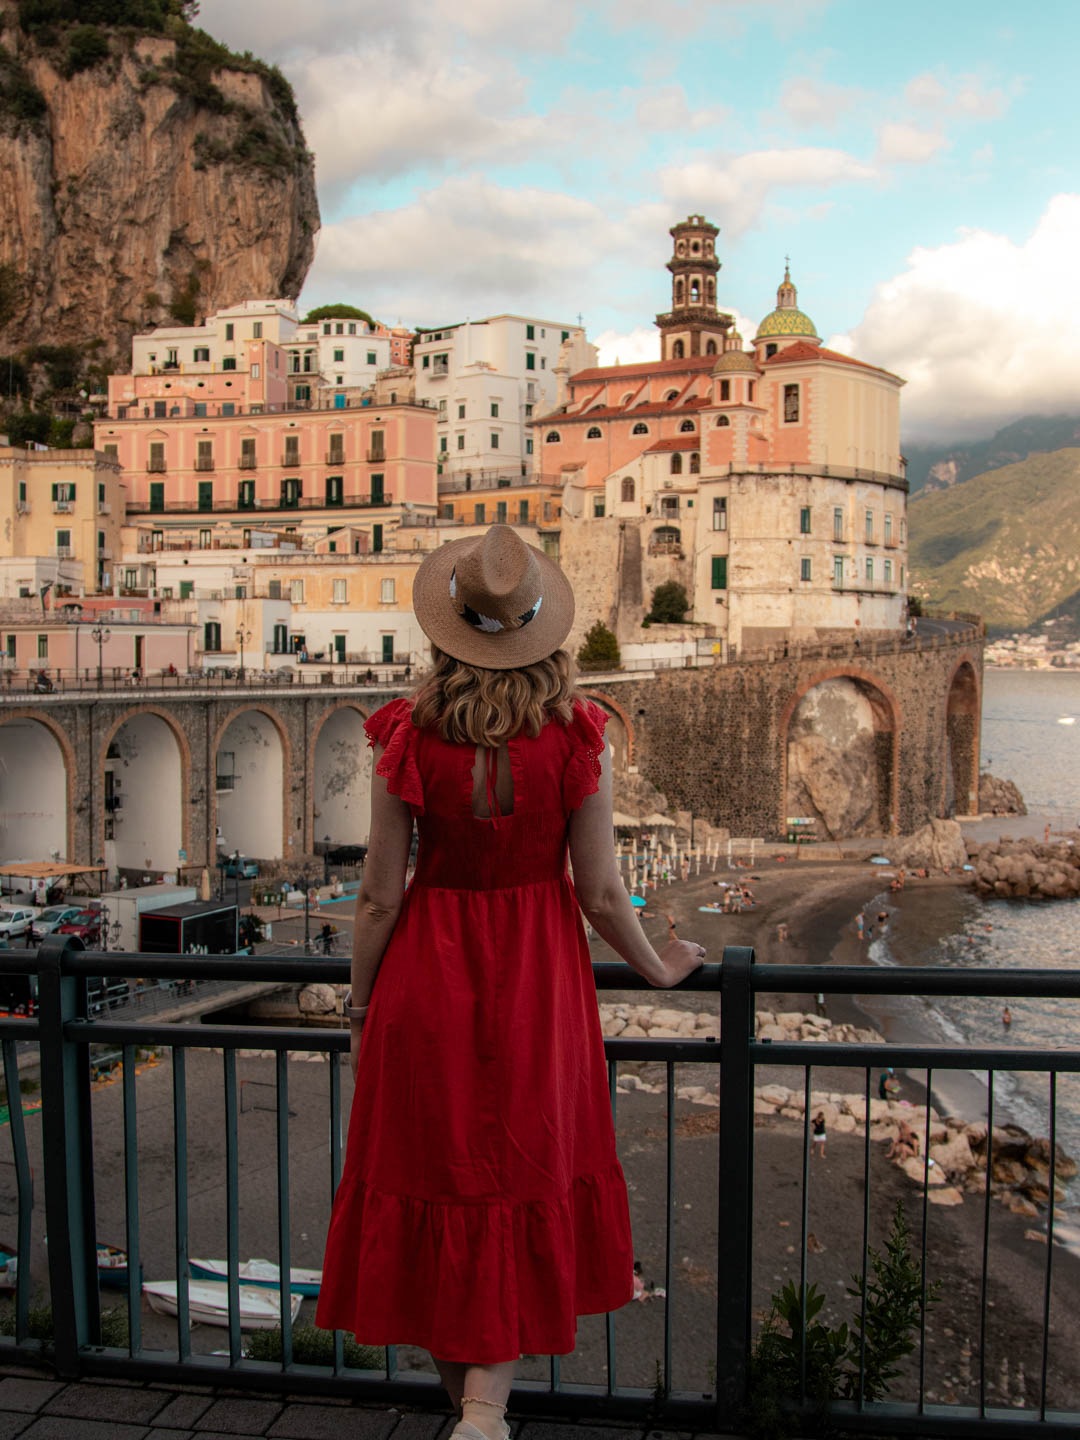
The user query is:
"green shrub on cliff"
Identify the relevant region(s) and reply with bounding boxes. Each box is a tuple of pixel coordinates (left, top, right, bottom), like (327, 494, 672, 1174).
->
(0, 42, 48, 129)
(577, 621, 621, 673)
(646, 580, 688, 624)
(65, 24, 110, 75)
(17, 2, 198, 33)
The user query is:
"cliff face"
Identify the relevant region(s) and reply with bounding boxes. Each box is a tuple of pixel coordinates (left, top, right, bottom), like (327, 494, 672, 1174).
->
(0, 24, 319, 358)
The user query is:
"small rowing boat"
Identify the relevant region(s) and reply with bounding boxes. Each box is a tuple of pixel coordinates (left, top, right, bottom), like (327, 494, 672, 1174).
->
(189, 1257, 322, 1298)
(142, 1278, 303, 1329)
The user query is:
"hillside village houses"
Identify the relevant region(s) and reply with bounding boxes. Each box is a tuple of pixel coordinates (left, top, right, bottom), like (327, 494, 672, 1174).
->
(0, 215, 911, 684)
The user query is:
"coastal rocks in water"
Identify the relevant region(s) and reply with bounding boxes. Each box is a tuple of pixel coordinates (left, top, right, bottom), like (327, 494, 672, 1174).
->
(971, 833, 1080, 899)
(978, 772, 1027, 816)
(890, 818, 968, 872)
(298, 983, 336, 1014)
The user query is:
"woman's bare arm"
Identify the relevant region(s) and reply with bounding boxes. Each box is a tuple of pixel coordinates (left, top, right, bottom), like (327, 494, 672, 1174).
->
(568, 743, 704, 988)
(350, 745, 414, 1008)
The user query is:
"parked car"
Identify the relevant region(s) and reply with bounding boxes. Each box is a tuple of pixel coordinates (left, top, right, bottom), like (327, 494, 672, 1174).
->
(0, 908, 39, 942)
(57, 910, 104, 946)
(30, 905, 86, 943)
(223, 856, 258, 879)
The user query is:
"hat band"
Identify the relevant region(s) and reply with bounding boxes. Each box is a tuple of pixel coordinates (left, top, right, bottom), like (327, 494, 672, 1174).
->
(449, 567, 543, 634)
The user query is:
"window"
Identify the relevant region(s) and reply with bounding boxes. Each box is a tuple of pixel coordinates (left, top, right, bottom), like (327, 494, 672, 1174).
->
(690, 452, 700, 474)
(273, 623, 288, 654)
(303, 352, 313, 372)
(333, 348, 344, 363)
(222, 356, 236, 371)
(253, 322, 263, 339)
(326, 475, 343, 506)
(586, 427, 602, 439)
(149, 482, 165, 512)
(154, 401, 166, 418)
(593, 498, 605, 517)
(712, 497, 727, 531)
(282, 477, 302, 507)
(455, 435, 464, 450)
(333, 579, 347, 603)
(123, 569, 137, 589)
(323, 323, 332, 335)
(371, 473, 385, 504)
(833, 556, 845, 588)
(268, 579, 282, 599)
(336, 322, 344, 335)
(900, 565, 905, 586)
(678, 420, 695, 434)
(372, 577, 393, 607)
(55, 528, 70, 551)
(525, 352, 536, 370)
(238, 479, 255, 509)
(711, 556, 727, 589)
(289, 351, 300, 373)
(545, 430, 561, 443)
(748, 381, 755, 402)
(290, 579, 304, 603)
(799, 506, 811, 534)
(525, 403, 533, 417)
(629, 422, 648, 437)
(284, 435, 300, 463)
(671, 453, 682, 475)
(884, 559, 893, 583)
(621, 477, 635, 503)
(203, 622, 221, 652)
(833, 507, 844, 541)
(51, 482, 76, 502)
(716, 414, 730, 427)
(199, 527, 212, 549)
(801, 557, 812, 581)
(784, 383, 800, 423)
(295, 384, 310, 401)
(422, 355, 430, 368)
(526, 324, 535, 340)
(496, 501, 507, 523)
(900, 519, 907, 544)
(490, 402, 499, 418)
(673, 340, 684, 359)
(562, 330, 569, 341)
(225, 323, 234, 341)
(367, 351, 377, 365)
(372, 523, 384, 552)
(541, 357, 546, 368)
(866, 557, 874, 582)
(193, 346, 209, 362)
(474, 503, 486, 523)
(525, 438, 533, 455)
(885, 513, 893, 543)
(490, 433, 499, 449)
(865, 509, 874, 542)
(518, 499, 529, 522)
(719, 379, 730, 402)
(381, 634, 394, 663)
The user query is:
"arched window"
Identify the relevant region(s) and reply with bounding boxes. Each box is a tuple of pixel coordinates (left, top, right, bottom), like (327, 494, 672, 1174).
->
(586, 426, 602, 439)
(676, 240, 686, 255)
(670, 453, 683, 475)
(691, 240, 700, 254)
(632, 422, 649, 435)
(689, 452, 700, 474)
(690, 280, 700, 303)
(545, 430, 561, 443)
(651, 525, 681, 549)
(621, 392, 634, 405)
(705, 340, 717, 355)
(664, 390, 679, 402)
(679, 419, 696, 433)
(716, 415, 731, 428)
(672, 340, 684, 359)
(621, 477, 635, 503)
(706, 278, 715, 300)
(674, 279, 684, 304)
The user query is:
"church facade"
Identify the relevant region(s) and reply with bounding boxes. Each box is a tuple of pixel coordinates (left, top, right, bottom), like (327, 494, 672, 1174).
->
(534, 217, 909, 655)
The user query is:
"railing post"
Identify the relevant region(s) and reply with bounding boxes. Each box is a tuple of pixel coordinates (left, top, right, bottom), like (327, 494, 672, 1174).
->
(715, 945, 755, 1430)
(37, 934, 97, 1376)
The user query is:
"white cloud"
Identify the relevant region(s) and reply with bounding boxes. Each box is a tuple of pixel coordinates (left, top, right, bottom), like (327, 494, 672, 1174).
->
(774, 76, 860, 129)
(659, 147, 878, 238)
(829, 195, 1080, 440)
(904, 69, 1011, 120)
(634, 85, 729, 132)
(595, 303, 758, 367)
(875, 123, 949, 165)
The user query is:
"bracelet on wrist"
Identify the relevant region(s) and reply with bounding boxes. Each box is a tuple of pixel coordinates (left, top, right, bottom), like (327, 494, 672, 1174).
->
(343, 991, 370, 1021)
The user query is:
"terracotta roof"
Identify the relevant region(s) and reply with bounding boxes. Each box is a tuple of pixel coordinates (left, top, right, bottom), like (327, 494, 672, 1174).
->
(644, 436, 701, 453)
(570, 354, 716, 383)
(762, 342, 903, 381)
(534, 397, 711, 427)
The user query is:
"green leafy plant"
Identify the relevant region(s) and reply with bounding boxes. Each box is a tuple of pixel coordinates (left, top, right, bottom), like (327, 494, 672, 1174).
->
(303, 303, 376, 327)
(0, 1302, 128, 1346)
(843, 1199, 932, 1402)
(64, 23, 109, 76)
(646, 580, 689, 624)
(244, 1322, 380, 1369)
(0, 42, 47, 130)
(576, 620, 620, 672)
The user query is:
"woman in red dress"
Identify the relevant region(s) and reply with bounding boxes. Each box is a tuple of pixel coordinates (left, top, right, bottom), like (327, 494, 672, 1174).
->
(316, 526, 705, 1440)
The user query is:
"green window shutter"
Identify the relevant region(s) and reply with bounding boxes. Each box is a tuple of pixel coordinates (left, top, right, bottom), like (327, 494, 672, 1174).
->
(711, 556, 727, 590)
(179, 580, 194, 599)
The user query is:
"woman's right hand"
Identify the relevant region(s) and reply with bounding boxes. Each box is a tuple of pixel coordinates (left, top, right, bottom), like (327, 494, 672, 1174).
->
(652, 936, 706, 988)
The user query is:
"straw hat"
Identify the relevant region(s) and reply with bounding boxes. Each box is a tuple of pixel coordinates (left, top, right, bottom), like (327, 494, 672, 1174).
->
(412, 524, 575, 669)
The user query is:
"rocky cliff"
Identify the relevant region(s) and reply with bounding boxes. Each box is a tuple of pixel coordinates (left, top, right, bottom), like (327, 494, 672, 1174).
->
(0, 5, 318, 359)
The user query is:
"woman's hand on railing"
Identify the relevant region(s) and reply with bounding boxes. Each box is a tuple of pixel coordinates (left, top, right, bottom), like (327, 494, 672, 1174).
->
(651, 936, 707, 988)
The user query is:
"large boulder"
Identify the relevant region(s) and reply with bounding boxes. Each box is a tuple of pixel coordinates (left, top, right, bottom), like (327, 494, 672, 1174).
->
(891, 818, 968, 871)
(978, 773, 1027, 816)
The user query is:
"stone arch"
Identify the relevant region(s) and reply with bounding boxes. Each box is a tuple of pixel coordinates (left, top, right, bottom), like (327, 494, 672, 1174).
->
(944, 658, 980, 817)
(307, 702, 373, 856)
(0, 712, 74, 863)
(212, 704, 291, 861)
(672, 340, 684, 359)
(621, 476, 635, 503)
(578, 688, 636, 769)
(99, 706, 191, 877)
(705, 340, 717, 355)
(779, 669, 901, 838)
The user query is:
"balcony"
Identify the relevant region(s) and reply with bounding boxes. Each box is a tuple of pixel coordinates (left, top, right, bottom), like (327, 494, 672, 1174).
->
(237, 454, 257, 470)
(52, 500, 73, 513)
(125, 494, 393, 516)
(97, 546, 112, 559)
(97, 502, 111, 515)
(54, 545, 73, 559)
(366, 450, 386, 463)
(15, 501, 30, 514)
(146, 458, 167, 473)
(194, 457, 215, 472)
(281, 452, 302, 468)
(326, 449, 346, 465)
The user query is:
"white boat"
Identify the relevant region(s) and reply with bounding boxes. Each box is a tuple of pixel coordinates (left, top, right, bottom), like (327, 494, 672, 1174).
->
(189, 1257, 322, 1298)
(142, 1278, 303, 1330)
(1058, 716, 1076, 726)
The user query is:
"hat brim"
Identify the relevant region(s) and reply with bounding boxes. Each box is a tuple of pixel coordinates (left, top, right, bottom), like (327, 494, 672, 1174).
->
(412, 534, 575, 670)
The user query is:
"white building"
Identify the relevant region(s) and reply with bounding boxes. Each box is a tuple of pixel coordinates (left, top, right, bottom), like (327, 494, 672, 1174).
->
(413, 316, 595, 481)
(284, 319, 393, 408)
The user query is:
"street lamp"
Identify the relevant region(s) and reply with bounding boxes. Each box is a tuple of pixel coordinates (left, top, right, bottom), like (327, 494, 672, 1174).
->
(296, 867, 312, 950)
(235, 627, 252, 680)
(91, 625, 111, 690)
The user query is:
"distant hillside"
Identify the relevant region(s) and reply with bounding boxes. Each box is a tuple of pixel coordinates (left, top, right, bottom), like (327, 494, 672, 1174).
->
(904, 414, 1080, 495)
(908, 448, 1080, 632)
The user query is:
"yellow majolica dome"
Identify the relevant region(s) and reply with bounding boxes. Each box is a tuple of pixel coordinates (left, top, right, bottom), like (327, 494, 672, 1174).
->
(712, 348, 758, 373)
(754, 307, 819, 340)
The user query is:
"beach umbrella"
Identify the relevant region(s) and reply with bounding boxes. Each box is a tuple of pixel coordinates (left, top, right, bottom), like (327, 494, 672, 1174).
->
(612, 811, 641, 827)
(644, 812, 676, 828)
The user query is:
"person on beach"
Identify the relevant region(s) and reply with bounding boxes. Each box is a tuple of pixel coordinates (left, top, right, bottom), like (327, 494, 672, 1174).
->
(879, 1067, 900, 1100)
(887, 1118, 920, 1162)
(1002, 1006, 1012, 1029)
(856, 911, 865, 940)
(315, 526, 706, 1439)
(811, 1111, 827, 1160)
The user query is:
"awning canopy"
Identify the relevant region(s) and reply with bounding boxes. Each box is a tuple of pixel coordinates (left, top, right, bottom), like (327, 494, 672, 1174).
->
(642, 813, 677, 827)
(0, 862, 107, 879)
(612, 811, 641, 827)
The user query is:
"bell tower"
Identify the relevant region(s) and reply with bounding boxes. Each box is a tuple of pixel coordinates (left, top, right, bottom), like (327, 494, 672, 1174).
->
(655, 215, 734, 361)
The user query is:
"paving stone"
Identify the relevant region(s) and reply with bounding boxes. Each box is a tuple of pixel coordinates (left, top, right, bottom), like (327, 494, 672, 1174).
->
(0, 1415, 32, 1439)
(44, 1381, 166, 1424)
(268, 1402, 399, 1438)
(518, 1427, 640, 1440)
(194, 1396, 283, 1434)
(283, 1394, 353, 1406)
(150, 1394, 214, 1429)
(0, 1382, 64, 1415)
(148, 1384, 214, 1396)
(387, 1415, 449, 1440)
(150, 1433, 194, 1440)
(19, 1421, 150, 1440)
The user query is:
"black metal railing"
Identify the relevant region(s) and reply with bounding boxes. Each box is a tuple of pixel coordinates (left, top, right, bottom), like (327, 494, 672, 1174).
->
(0, 941, 1076, 1434)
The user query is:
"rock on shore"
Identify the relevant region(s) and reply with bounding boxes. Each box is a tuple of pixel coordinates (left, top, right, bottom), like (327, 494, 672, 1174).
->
(979, 772, 1027, 816)
(972, 833, 1080, 898)
(890, 818, 968, 871)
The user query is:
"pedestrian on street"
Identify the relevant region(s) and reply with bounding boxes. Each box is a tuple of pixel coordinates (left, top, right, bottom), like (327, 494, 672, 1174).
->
(316, 526, 705, 1438)
(811, 1111, 827, 1160)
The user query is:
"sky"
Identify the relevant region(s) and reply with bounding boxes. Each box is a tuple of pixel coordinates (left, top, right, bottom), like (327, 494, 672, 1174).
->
(197, 0, 1080, 444)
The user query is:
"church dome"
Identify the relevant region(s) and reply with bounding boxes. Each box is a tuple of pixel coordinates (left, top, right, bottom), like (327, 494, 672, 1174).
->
(754, 263, 819, 342)
(712, 348, 758, 374)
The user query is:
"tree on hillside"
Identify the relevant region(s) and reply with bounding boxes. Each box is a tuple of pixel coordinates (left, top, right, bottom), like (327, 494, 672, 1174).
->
(577, 621, 620, 673)
(302, 303, 376, 328)
(646, 581, 688, 624)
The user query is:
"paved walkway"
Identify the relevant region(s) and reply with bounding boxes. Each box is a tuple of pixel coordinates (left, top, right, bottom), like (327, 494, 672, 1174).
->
(0, 1372, 728, 1440)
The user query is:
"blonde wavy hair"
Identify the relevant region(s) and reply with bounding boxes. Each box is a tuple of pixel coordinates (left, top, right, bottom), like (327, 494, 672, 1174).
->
(411, 645, 577, 746)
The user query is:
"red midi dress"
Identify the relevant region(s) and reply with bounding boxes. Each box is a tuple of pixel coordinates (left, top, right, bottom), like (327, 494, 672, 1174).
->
(316, 696, 635, 1362)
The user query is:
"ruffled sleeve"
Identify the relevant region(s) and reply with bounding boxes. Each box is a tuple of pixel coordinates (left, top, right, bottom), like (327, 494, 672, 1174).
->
(364, 698, 424, 813)
(562, 699, 609, 811)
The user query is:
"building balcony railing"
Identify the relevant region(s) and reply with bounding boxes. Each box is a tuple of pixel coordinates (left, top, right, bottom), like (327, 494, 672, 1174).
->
(54, 546, 73, 559)
(146, 459, 167, 473)
(52, 501, 73, 513)
(97, 502, 111, 515)
(194, 458, 215, 472)
(366, 450, 386, 463)
(125, 493, 394, 516)
(438, 471, 563, 493)
(0, 940, 1070, 1437)
(281, 453, 302, 467)
(326, 450, 345, 465)
(237, 454, 257, 469)
(15, 501, 30, 514)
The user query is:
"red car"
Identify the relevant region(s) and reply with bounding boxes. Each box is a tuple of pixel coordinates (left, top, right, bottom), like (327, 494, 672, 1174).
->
(57, 909, 103, 946)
